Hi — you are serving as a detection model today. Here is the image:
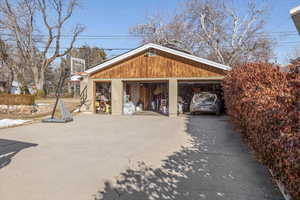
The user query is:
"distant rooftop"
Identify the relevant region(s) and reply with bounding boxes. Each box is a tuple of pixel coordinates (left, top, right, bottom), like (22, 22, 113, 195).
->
(290, 5, 300, 34)
(290, 5, 300, 15)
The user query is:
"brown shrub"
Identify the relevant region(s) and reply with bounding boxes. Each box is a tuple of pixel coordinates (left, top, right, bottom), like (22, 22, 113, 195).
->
(0, 94, 35, 105)
(222, 63, 300, 199)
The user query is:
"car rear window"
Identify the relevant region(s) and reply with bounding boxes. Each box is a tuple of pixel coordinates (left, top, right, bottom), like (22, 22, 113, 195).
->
(193, 93, 216, 104)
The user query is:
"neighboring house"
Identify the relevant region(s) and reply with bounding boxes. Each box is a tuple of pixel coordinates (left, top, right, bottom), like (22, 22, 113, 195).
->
(70, 72, 86, 97)
(11, 81, 21, 94)
(279, 65, 290, 72)
(10, 81, 36, 95)
(80, 43, 231, 117)
(291, 5, 300, 33)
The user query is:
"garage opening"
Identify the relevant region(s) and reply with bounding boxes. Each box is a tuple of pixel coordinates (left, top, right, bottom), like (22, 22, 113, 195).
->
(123, 81, 169, 116)
(95, 82, 112, 114)
(178, 81, 224, 115)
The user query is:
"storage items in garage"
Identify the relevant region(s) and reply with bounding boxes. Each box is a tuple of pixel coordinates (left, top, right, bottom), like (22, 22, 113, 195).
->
(178, 96, 184, 114)
(123, 101, 136, 115)
(123, 82, 169, 115)
(123, 93, 136, 115)
(95, 82, 111, 114)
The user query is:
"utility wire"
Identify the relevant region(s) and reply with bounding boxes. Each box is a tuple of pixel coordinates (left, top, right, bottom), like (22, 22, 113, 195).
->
(2, 31, 300, 52)
(4, 42, 300, 51)
(0, 31, 299, 39)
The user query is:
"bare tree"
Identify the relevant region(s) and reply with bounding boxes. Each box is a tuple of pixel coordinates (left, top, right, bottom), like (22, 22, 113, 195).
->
(0, 39, 14, 93)
(130, 13, 194, 53)
(65, 45, 107, 69)
(0, 0, 84, 92)
(131, 0, 274, 66)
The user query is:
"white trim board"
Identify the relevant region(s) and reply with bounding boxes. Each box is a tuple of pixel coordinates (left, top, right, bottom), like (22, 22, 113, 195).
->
(85, 43, 231, 75)
(91, 77, 225, 81)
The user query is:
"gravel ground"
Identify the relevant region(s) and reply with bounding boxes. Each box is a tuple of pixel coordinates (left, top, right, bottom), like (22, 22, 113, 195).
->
(0, 98, 80, 120)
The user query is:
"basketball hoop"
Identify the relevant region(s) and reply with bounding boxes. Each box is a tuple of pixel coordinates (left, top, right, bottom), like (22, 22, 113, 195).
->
(70, 57, 86, 75)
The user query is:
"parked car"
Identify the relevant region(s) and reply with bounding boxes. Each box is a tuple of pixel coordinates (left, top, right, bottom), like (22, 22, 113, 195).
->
(190, 92, 221, 115)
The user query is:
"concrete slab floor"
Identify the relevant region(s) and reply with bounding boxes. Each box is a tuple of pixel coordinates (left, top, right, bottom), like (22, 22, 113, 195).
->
(0, 114, 284, 200)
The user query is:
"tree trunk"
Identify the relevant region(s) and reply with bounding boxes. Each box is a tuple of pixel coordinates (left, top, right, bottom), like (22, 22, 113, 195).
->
(32, 66, 45, 91)
(35, 74, 44, 91)
(6, 66, 14, 94)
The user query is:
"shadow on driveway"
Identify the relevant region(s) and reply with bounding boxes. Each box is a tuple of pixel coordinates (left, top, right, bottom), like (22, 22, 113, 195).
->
(94, 116, 284, 200)
(0, 139, 38, 170)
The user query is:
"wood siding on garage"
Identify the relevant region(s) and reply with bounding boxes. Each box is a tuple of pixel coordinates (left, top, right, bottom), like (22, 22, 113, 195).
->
(90, 50, 226, 79)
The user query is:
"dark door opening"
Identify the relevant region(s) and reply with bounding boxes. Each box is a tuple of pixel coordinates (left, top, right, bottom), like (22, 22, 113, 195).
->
(178, 81, 224, 114)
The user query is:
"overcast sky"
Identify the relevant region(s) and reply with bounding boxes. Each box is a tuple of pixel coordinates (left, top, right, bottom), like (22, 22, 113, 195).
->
(60, 0, 300, 65)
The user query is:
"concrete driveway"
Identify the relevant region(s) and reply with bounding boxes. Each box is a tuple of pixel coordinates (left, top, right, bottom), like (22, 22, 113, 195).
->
(0, 114, 189, 200)
(0, 114, 283, 200)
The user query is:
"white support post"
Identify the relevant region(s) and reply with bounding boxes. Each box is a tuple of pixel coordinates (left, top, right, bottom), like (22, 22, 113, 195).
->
(169, 79, 178, 117)
(111, 79, 123, 115)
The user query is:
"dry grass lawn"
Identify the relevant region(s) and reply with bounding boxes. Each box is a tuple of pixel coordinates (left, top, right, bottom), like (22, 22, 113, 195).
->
(0, 98, 80, 120)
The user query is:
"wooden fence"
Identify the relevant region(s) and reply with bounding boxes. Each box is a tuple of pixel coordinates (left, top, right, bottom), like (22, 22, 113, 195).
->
(0, 94, 35, 105)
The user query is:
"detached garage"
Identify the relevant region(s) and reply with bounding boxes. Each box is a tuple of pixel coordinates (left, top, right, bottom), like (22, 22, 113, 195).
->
(80, 43, 231, 117)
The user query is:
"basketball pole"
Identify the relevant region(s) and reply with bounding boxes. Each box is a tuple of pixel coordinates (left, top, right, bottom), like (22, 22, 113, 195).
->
(50, 67, 69, 119)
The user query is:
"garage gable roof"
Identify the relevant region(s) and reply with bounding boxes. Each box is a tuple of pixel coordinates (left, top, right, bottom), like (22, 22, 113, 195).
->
(85, 43, 231, 74)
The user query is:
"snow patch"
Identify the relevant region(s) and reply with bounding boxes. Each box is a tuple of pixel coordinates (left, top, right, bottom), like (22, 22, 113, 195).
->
(0, 119, 30, 128)
(228, 174, 235, 179)
(217, 192, 225, 197)
(73, 108, 80, 113)
(36, 103, 50, 106)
